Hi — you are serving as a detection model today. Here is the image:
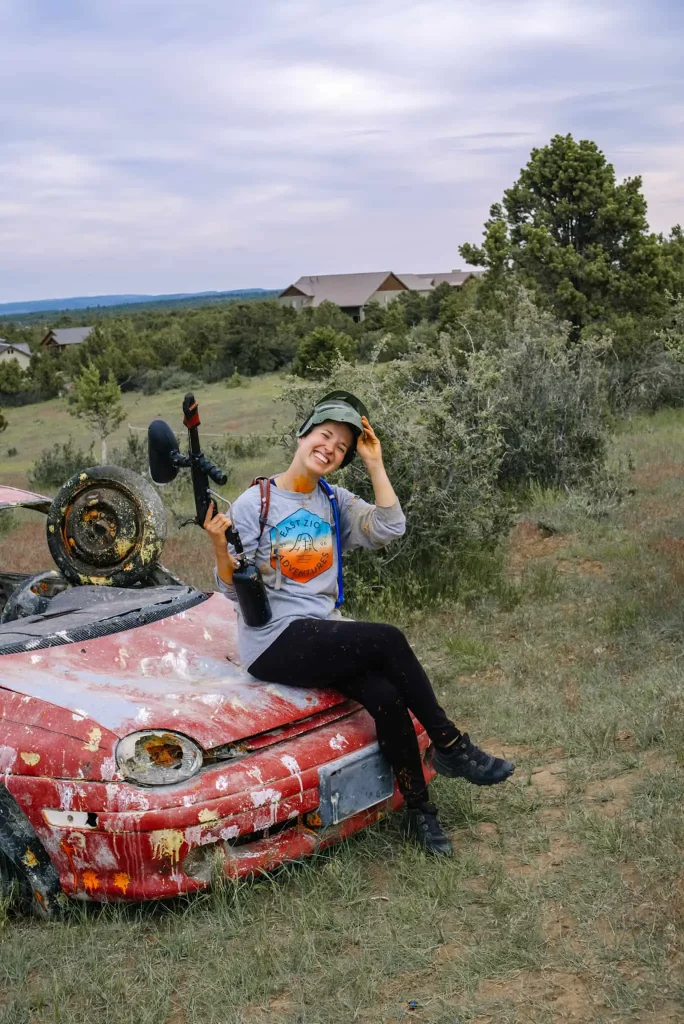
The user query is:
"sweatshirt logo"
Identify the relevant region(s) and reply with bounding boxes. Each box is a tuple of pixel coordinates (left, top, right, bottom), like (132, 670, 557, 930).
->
(270, 508, 333, 583)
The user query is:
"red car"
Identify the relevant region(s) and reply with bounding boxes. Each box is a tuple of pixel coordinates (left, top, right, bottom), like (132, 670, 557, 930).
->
(0, 470, 432, 915)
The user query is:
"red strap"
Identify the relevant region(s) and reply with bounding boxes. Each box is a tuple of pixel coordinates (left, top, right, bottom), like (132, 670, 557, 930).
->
(251, 477, 271, 540)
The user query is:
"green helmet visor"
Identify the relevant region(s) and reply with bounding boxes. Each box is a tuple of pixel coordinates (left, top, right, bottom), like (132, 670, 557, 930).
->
(297, 390, 369, 468)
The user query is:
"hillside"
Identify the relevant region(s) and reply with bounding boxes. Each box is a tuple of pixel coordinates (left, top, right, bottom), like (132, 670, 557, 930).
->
(0, 288, 281, 324)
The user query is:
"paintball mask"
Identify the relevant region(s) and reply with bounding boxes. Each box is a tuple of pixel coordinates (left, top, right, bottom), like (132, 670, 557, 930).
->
(297, 390, 369, 468)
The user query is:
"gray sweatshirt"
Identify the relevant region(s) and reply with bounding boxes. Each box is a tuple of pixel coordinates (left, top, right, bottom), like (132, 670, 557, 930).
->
(214, 480, 406, 670)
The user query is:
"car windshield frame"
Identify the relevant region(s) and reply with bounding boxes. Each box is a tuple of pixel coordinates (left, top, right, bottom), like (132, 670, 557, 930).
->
(0, 585, 209, 655)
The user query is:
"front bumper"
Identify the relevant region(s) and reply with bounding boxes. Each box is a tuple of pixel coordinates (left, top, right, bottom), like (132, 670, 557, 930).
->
(8, 708, 433, 901)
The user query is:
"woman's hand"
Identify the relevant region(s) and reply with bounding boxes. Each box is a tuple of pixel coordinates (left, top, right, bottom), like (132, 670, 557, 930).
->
(204, 502, 235, 554)
(356, 416, 383, 470)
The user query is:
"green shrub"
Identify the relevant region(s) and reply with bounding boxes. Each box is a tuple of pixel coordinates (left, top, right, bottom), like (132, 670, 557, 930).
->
(109, 433, 149, 474)
(28, 438, 96, 490)
(292, 327, 357, 378)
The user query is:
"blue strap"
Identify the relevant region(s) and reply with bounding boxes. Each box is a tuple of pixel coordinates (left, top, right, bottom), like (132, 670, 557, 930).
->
(318, 479, 344, 607)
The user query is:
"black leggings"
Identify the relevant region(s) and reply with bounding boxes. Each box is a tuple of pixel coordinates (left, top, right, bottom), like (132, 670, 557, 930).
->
(249, 618, 460, 808)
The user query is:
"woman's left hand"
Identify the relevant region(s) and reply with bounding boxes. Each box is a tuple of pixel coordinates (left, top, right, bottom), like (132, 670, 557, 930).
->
(356, 416, 383, 469)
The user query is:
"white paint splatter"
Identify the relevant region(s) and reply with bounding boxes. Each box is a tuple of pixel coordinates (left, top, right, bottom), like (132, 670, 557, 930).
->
(0, 746, 17, 772)
(100, 756, 117, 781)
(220, 824, 239, 841)
(329, 733, 348, 753)
(215, 775, 230, 792)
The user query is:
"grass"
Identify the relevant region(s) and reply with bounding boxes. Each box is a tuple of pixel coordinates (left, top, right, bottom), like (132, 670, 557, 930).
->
(2, 407, 684, 1021)
(0, 373, 291, 493)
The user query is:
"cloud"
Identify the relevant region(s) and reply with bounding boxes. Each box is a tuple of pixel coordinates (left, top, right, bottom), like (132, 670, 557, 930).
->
(0, 0, 682, 299)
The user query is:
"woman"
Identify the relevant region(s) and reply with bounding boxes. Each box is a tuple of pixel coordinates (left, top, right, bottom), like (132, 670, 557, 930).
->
(206, 391, 514, 856)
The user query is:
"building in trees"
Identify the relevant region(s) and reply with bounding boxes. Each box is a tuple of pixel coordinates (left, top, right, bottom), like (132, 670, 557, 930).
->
(40, 326, 94, 352)
(0, 340, 31, 369)
(279, 271, 479, 321)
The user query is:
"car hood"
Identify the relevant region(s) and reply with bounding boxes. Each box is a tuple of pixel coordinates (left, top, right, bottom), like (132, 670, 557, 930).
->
(0, 592, 345, 749)
(0, 484, 51, 513)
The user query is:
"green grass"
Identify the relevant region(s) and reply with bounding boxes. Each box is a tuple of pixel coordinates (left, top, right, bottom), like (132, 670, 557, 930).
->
(0, 373, 291, 494)
(2, 407, 684, 1021)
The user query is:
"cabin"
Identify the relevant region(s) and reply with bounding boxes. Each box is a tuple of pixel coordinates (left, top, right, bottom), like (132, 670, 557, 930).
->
(40, 326, 94, 351)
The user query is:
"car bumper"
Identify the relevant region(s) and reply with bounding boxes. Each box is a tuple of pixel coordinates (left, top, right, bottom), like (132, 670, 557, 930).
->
(8, 708, 433, 901)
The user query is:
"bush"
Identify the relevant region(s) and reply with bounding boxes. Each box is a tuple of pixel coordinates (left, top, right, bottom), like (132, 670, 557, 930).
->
(28, 438, 95, 490)
(292, 327, 357, 378)
(132, 367, 199, 395)
(109, 433, 149, 474)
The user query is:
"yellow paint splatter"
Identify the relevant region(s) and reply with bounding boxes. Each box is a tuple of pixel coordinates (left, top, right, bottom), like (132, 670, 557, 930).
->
(113, 872, 130, 894)
(83, 727, 102, 752)
(22, 849, 38, 868)
(82, 870, 100, 893)
(198, 808, 218, 823)
(150, 828, 184, 864)
(20, 752, 40, 766)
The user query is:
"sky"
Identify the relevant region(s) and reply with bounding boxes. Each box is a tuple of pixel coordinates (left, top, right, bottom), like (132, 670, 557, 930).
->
(0, 0, 683, 302)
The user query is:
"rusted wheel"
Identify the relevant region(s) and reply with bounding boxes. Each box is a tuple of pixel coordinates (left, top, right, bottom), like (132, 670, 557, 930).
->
(46, 465, 166, 587)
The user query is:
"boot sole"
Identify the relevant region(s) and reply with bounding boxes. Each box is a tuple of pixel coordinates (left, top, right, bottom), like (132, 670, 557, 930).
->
(433, 759, 515, 785)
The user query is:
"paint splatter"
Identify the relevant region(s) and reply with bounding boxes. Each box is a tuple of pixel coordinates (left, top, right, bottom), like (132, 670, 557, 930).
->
(150, 828, 184, 865)
(329, 733, 348, 753)
(198, 807, 218, 823)
(83, 727, 102, 752)
(22, 849, 38, 868)
(113, 872, 130, 894)
(82, 870, 100, 893)
(20, 752, 40, 766)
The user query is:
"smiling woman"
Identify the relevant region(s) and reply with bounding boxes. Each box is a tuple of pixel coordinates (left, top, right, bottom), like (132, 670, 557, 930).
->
(206, 390, 515, 857)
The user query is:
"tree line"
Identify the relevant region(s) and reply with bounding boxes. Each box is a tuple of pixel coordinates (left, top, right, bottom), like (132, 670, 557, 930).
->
(1, 133, 683, 419)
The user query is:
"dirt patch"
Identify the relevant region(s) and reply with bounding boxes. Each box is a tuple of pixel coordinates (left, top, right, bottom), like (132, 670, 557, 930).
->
(506, 835, 581, 877)
(476, 969, 598, 1019)
(528, 760, 569, 797)
(473, 822, 498, 839)
(541, 903, 580, 949)
(584, 773, 637, 816)
(477, 738, 534, 761)
(632, 461, 684, 487)
(556, 557, 606, 576)
(508, 521, 569, 569)
(455, 667, 507, 687)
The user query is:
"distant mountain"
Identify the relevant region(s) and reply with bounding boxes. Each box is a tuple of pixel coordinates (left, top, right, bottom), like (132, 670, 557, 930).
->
(0, 289, 273, 316)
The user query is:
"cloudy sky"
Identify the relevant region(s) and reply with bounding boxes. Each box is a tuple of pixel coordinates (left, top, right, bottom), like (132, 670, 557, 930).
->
(1, 0, 682, 302)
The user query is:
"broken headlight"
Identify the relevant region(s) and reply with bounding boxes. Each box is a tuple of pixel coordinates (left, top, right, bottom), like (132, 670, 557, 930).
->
(116, 730, 203, 786)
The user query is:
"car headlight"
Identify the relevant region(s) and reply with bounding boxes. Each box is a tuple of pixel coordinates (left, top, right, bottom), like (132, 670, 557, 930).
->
(116, 730, 203, 786)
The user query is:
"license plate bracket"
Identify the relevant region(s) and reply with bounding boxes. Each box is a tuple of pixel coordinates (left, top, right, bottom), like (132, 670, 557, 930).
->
(317, 743, 394, 826)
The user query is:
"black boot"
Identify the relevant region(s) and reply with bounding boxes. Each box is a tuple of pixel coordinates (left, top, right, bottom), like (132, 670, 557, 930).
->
(432, 734, 515, 786)
(403, 802, 454, 857)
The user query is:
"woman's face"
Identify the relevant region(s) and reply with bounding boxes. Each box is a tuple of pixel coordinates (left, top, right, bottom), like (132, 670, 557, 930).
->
(297, 420, 354, 476)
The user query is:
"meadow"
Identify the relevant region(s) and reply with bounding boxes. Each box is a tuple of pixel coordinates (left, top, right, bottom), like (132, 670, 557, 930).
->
(0, 396, 683, 1021)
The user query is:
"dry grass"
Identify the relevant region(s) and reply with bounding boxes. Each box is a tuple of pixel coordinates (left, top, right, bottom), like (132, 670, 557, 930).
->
(1, 408, 684, 1022)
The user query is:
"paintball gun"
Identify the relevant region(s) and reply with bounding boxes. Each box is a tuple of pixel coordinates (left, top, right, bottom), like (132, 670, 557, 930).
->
(147, 393, 272, 627)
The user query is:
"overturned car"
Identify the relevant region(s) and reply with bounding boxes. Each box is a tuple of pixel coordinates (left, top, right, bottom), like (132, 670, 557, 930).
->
(0, 467, 432, 914)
